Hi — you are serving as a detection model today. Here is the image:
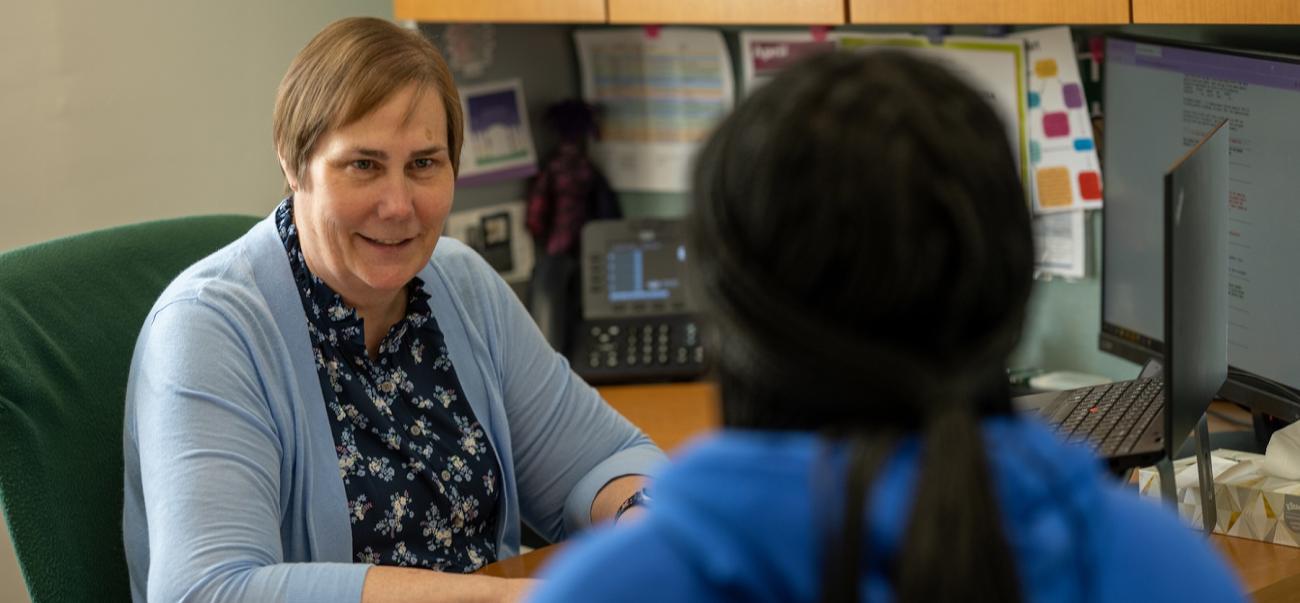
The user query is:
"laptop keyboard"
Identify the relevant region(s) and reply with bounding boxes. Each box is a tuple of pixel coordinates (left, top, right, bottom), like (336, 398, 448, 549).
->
(1051, 377, 1164, 457)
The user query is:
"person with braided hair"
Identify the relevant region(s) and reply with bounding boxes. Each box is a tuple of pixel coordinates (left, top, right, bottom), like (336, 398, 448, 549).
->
(526, 50, 1242, 603)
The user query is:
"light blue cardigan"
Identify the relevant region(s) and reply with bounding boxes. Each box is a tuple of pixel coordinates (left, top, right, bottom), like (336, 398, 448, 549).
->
(122, 214, 667, 602)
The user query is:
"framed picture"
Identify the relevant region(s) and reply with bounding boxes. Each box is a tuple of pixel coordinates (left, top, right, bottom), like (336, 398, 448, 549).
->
(457, 78, 537, 186)
(444, 201, 534, 283)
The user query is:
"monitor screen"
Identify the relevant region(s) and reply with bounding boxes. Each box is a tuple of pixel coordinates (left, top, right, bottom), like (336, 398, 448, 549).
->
(1102, 34, 1300, 413)
(605, 240, 688, 304)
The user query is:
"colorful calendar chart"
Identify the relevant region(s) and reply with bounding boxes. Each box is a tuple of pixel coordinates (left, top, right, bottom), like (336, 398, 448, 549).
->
(1010, 27, 1103, 214)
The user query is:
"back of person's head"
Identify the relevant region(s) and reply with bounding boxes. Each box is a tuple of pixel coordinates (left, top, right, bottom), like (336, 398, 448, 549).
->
(688, 50, 1034, 602)
(273, 17, 463, 188)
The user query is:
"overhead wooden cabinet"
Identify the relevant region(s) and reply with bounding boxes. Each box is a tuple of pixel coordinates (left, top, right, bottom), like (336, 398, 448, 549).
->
(1132, 0, 1300, 24)
(607, 0, 844, 25)
(848, 0, 1128, 24)
(393, 0, 605, 23)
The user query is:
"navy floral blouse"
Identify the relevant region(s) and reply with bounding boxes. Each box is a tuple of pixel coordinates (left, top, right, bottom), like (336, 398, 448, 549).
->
(276, 200, 501, 572)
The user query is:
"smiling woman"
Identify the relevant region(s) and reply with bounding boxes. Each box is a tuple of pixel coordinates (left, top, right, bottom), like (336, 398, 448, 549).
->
(121, 17, 665, 603)
(285, 83, 455, 357)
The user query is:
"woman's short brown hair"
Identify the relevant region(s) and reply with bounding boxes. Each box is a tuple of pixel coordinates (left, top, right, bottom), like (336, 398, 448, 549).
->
(273, 17, 463, 187)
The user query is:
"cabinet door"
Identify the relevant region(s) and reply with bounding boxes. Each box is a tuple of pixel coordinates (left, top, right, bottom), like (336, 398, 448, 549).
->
(848, 0, 1128, 24)
(1133, 0, 1300, 23)
(607, 0, 844, 25)
(394, 0, 605, 24)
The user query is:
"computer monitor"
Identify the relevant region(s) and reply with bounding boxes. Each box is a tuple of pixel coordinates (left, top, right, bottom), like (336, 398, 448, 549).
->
(1165, 119, 1229, 459)
(1102, 33, 1300, 422)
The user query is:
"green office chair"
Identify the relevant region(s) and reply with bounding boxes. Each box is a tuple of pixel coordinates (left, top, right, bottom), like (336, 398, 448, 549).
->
(0, 215, 260, 602)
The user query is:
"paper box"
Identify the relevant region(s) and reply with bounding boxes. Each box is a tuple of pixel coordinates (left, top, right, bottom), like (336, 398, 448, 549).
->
(1137, 450, 1300, 547)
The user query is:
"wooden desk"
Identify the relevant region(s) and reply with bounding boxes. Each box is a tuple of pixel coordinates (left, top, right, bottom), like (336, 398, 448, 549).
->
(596, 382, 721, 453)
(478, 383, 1300, 598)
(476, 545, 559, 579)
(1213, 535, 1300, 600)
(484, 537, 1300, 600)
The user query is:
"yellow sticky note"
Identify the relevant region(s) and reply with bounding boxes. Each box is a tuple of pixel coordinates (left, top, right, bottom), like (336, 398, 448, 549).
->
(1036, 167, 1073, 208)
(1034, 59, 1059, 79)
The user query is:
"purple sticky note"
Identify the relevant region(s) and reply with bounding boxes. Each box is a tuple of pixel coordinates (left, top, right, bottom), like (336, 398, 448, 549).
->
(1043, 112, 1070, 138)
(1063, 83, 1084, 109)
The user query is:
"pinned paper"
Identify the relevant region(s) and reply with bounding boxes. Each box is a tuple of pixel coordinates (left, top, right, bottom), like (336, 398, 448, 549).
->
(1031, 207, 1086, 279)
(457, 79, 537, 186)
(739, 30, 836, 95)
(1009, 27, 1103, 214)
(575, 28, 734, 193)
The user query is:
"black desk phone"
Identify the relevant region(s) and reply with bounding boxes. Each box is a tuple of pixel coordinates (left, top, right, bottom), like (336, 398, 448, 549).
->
(568, 219, 709, 384)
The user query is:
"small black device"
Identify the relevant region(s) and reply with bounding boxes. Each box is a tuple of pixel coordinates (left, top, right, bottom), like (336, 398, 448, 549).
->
(568, 219, 708, 384)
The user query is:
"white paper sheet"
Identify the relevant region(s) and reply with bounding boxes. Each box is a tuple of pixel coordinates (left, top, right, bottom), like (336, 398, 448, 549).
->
(574, 28, 735, 193)
(738, 30, 835, 95)
(1009, 27, 1104, 214)
(1032, 210, 1087, 279)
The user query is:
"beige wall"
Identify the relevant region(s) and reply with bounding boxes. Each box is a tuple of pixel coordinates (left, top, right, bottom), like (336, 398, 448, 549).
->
(0, 1, 393, 600)
(0, 0, 393, 253)
(0, 519, 23, 603)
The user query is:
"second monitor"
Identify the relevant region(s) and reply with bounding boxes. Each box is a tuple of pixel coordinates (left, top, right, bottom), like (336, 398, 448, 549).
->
(1102, 33, 1300, 423)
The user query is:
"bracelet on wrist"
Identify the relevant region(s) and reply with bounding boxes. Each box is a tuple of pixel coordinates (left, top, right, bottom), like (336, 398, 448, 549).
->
(614, 487, 652, 523)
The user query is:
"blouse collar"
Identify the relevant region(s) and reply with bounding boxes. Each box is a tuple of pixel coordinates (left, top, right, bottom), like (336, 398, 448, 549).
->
(274, 198, 437, 352)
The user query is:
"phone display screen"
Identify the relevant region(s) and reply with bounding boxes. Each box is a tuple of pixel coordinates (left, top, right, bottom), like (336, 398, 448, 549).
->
(605, 241, 688, 304)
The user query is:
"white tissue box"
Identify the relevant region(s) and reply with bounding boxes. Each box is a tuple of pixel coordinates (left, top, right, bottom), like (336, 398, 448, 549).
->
(1137, 450, 1300, 547)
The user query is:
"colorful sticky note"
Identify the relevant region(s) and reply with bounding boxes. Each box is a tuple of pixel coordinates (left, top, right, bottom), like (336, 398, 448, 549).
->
(1073, 138, 1094, 151)
(1028, 91, 1041, 108)
(1043, 112, 1070, 138)
(1036, 167, 1073, 208)
(1063, 83, 1084, 109)
(1034, 59, 1059, 79)
(1030, 140, 1042, 165)
(1078, 171, 1102, 200)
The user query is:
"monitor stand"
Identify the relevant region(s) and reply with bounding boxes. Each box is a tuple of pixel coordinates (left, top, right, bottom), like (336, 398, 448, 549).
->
(1154, 413, 1217, 536)
(1193, 414, 1218, 535)
(1146, 354, 1215, 534)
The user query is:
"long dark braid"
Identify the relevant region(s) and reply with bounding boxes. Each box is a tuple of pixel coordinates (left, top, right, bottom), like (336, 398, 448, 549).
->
(688, 50, 1033, 602)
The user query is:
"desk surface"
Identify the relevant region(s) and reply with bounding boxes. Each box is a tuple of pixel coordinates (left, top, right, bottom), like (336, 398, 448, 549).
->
(476, 545, 558, 579)
(478, 382, 1300, 598)
(483, 537, 1300, 599)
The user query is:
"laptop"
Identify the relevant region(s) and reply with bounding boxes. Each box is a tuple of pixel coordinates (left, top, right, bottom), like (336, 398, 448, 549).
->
(1014, 120, 1230, 471)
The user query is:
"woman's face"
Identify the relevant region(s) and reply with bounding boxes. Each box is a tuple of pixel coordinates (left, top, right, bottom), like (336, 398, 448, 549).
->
(284, 83, 454, 310)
